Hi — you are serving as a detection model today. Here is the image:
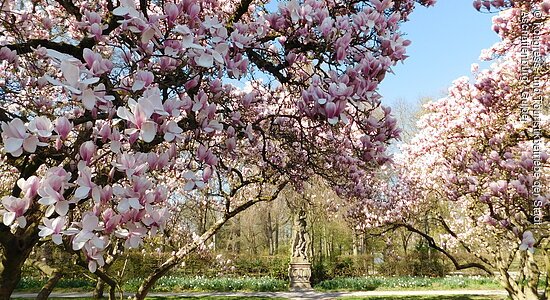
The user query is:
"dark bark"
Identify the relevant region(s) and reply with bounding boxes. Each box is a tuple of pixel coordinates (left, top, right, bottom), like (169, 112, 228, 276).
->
(53, 0, 83, 20)
(0, 237, 36, 300)
(26, 258, 64, 300)
(94, 279, 106, 299)
(36, 270, 63, 300)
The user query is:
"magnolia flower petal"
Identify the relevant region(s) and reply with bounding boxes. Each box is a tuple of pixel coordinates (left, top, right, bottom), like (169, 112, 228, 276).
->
(23, 136, 39, 153)
(75, 186, 91, 199)
(4, 137, 24, 153)
(55, 201, 69, 216)
(196, 53, 213, 68)
(3, 211, 15, 226)
(140, 121, 157, 143)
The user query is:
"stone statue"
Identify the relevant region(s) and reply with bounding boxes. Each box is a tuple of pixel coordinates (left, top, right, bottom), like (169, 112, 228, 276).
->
(288, 209, 312, 290)
(291, 209, 310, 262)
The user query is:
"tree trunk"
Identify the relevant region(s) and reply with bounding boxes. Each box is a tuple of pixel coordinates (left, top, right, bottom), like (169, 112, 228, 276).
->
(360, 234, 366, 255)
(0, 234, 36, 300)
(274, 220, 279, 255)
(28, 258, 64, 300)
(267, 211, 274, 256)
(134, 215, 235, 300)
(352, 231, 359, 256)
(544, 248, 550, 299)
(94, 278, 106, 299)
(36, 270, 63, 300)
(235, 217, 241, 253)
(133, 184, 285, 300)
(0, 224, 39, 300)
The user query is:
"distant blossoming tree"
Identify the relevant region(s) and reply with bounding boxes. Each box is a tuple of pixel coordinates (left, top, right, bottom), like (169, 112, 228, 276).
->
(351, 1, 550, 299)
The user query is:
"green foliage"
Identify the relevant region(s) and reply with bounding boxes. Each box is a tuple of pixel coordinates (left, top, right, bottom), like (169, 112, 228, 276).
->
(15, 277, 45, 290)
(16, 277, 95, 291)
(311, 255, 369, 284)
(311, 262, 329, 284)
(377, 244, 451, 277)
(124, 276, 287, 292)
(230, 255, 290, 280)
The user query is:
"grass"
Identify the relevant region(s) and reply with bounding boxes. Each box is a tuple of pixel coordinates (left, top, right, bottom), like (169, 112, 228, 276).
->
(314, 276, 501, 291)
(46, 297, 505, 300)
(147, 297, 286, 300)
(340, 296, 505, 300)
(45, 298, 285, 300)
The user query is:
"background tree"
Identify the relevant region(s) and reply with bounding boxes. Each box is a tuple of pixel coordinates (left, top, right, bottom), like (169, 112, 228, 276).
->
(352, 1, 550, 299)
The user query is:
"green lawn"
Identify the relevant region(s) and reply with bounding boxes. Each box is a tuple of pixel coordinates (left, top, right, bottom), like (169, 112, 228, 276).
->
(147, 297, 285, 300)
(340, 296, 506, 300)
(46, 298, 285, 300)
(25, 295, 510, 300)
(314, 276, 501, 291)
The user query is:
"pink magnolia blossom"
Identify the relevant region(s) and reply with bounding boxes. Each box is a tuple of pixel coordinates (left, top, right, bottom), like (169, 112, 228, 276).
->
(117, 98, 158, 143)
(519, 231, 536, 253)
(101, 208, 121, 234)
(17, 176, 40, 200)
(79, 141, 96, 165)
(71, 213, 102, 250)
(116, 222, 148, 249)
(38, 216, 66, 244)
(84, 242, 106, 273)
(142, 206, 169, 235)
(37, 167, 71, 217)
(0, 47, 19, 66)
(1, 118, 40, 157)
(1, 196, 30, 228)
(132, 71, 155, 91)
(28, 116, 54, 138)
(75, 162, 96, 200)
(54, 116, 73, 139)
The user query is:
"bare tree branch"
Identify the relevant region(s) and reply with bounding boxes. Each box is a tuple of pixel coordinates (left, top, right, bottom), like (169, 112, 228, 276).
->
(398, 222, 493, 275)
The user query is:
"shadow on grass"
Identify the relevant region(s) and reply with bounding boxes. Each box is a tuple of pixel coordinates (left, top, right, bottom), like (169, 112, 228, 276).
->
(145, 297, 285, 300)
(46, 298, 285, 300)
(340, 296, 506, 300)
(314, 278, 381, 291)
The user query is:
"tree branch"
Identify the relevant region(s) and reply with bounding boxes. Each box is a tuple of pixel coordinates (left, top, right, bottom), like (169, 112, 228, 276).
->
(399, 223, 493, 275)
(246, 49, 290, 83)
(227, 0, 254, 31)
(53, 0, 82, 21)
(133, 180, 288, 300)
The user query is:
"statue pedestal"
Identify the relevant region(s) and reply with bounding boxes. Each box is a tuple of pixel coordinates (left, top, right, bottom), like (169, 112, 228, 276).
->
(288, 260, 312, 290)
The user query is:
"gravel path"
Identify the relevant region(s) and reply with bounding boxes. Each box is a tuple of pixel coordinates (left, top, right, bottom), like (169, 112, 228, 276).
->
(11, 289, 508, 299)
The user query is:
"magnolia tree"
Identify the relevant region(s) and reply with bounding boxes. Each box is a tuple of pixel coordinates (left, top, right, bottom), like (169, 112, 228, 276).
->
(351, 1, 550, 299)
(0, 0, 438, 298)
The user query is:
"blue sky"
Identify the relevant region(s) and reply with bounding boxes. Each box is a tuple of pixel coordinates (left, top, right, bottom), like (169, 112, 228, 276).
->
(378, 1, 502, 106)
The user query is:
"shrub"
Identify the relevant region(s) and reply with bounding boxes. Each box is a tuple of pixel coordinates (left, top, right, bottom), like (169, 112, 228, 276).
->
(16, 277, 95, 291)
(377, 244, 451, 277)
